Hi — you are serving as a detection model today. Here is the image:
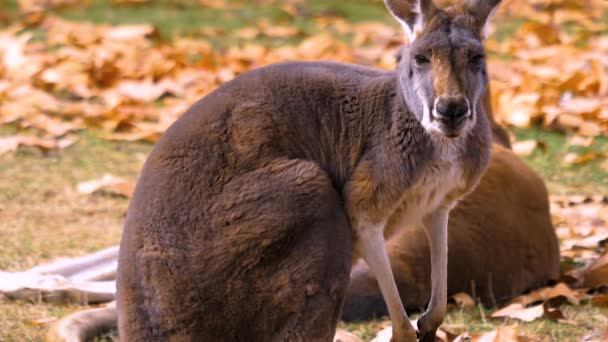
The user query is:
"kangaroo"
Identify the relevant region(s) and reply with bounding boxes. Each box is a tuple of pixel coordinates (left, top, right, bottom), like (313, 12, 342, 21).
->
(117, 0, 499, 340)
(45, 100, 519, 342)
(341, 143, 560, 321)
(47, 305, 117, 342)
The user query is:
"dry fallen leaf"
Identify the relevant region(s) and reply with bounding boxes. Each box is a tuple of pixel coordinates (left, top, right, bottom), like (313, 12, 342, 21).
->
(492, 302, 567, 323)
(583, 253, 608, 288)
(568, 135, 594, 147)
(491, 303, 544, 322)
(512, 140, 538, 156)
(77, 174, 134, 198)
(25, 317, 56, 327)
(112, 0, 150, 5)
(0, 135, 77, 155)
(370, 320, 418, 342)
(590, 294, 608, 308)
(470, 324, 520, 342)
(0, 0, 606, 145)
(333, 330, 363, 342)
(449, 292, 476, 310)
(511, 283, 580, 307)
(18, 0, 84, 13)
(563, 152, 603, 166)
(436, 328, 461, 342)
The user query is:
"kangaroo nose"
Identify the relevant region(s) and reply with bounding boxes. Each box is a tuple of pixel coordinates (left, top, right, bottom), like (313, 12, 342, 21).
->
(435, 96, 469, 121)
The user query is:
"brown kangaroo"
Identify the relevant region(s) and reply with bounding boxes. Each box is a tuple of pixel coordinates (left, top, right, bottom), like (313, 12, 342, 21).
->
(341, 143, 560, 321)
(117, 0, 500, 340)
(44, 97, 527, 342)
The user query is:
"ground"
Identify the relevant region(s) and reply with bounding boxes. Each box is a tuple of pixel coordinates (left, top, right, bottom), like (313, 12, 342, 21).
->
(0, 0, 607, 341)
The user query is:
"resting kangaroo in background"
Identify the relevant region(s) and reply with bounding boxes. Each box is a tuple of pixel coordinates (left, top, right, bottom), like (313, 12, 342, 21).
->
(342, 143, 560, 321)
(117, 0, 500, 340)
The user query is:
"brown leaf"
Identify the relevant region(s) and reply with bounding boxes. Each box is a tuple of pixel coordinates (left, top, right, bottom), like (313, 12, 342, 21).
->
(436, 328, 461, 342)
(563, 152, 603, 166)
(511, 283, 580, 307)
(333, 330, 363, 342)
(198, 0, 241, 10)
(512, 140, 538, 157)
(583, 253, 608, 288)
(561, 98, 602, 117)
(572, 232, 608, 250)
(0, 136, 22, 155)
(104, 25, 160, 41)
(518, 22, 561, 46)
(542, 304, 567, 321)
(112, 0, 150, 5)
(23, 116, 81, 137)
(25, 317, 56, 326)
(568, 135, 594, 147)
(116, 80, 183, 102)
(77, 174, 134, 198)
(491, 304, 544, 322)
(555, 113, 585, 131)
(106, 130, 162, 143)
(18, 0, 84, 13)
(0, 135, 77, 155)
(262, 26, 300, 39)
(448, 292, 475, 310)
(578, 121, 602, 137)
(470, 324, 520, 342)
(590, 294, 608, 308)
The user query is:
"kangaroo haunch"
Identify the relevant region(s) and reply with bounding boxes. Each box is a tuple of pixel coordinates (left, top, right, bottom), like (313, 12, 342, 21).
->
(342, 144, 560, 321)
(117, 0, 501, 340)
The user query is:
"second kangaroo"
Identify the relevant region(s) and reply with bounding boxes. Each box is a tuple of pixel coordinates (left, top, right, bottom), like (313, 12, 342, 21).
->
(117, 0, 500, 341)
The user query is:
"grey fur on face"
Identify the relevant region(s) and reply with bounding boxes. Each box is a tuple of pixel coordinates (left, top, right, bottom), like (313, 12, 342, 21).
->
(389, 1, 497, 140)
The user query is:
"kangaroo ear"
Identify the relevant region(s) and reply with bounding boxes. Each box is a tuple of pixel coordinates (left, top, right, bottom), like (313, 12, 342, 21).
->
(465, 0, 502, 39)
(385, 0, 436, 42)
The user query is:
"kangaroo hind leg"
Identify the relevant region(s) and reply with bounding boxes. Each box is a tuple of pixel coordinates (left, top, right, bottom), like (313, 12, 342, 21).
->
(202, 159, 353, 342)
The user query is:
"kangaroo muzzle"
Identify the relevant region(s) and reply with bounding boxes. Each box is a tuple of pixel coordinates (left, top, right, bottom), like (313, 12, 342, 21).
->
(432, 95, 471, 138)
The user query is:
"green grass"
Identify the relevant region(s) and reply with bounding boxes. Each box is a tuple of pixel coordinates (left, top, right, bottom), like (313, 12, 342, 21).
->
(513, 127, 608, 195)
(2, 0, 390, 40)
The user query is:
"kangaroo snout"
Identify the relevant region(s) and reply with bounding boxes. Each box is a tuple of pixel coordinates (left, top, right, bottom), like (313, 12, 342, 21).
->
(433, 95, 470, 137)
(435, 96, 469, 120)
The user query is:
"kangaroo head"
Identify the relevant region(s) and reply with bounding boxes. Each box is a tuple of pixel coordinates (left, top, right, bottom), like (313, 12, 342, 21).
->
(386, 0, 501, 139)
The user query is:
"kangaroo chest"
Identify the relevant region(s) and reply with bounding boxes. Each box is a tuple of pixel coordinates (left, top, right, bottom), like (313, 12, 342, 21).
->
(385, 155, 467, 237)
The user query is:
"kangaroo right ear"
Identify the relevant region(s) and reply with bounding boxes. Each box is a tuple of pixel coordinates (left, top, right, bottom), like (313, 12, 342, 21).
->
(465, 0, 502, 38)
(385, 0, 436, 42)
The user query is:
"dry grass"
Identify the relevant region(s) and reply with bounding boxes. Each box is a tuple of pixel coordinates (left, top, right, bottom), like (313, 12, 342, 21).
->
(340, 305, 608, 341)
(0, 128, 151, 271)
(0, 128, 152, 340)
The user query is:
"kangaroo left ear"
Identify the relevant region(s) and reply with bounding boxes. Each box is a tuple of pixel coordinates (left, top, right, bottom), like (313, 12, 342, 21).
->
(465, 0, 502, 39)
(385, 0, 436, 42)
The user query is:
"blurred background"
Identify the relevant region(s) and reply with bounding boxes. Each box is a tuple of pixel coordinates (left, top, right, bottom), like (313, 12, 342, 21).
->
(0, 0, 607, 340)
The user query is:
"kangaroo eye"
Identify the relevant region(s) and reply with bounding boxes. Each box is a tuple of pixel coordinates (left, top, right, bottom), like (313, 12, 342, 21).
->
(470, 54, 485, 66)
(414, 55, 430, 66)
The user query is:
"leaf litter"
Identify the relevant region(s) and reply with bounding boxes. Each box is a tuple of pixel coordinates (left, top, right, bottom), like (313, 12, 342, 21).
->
(0, 0, 606, 153)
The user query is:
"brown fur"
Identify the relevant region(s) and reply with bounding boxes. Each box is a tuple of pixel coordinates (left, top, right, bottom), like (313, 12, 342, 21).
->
(117, 61, 489, 341)
(43, 90, 510, 342)
(341, 144, 560, 321)
(117, 0, 499, 340)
